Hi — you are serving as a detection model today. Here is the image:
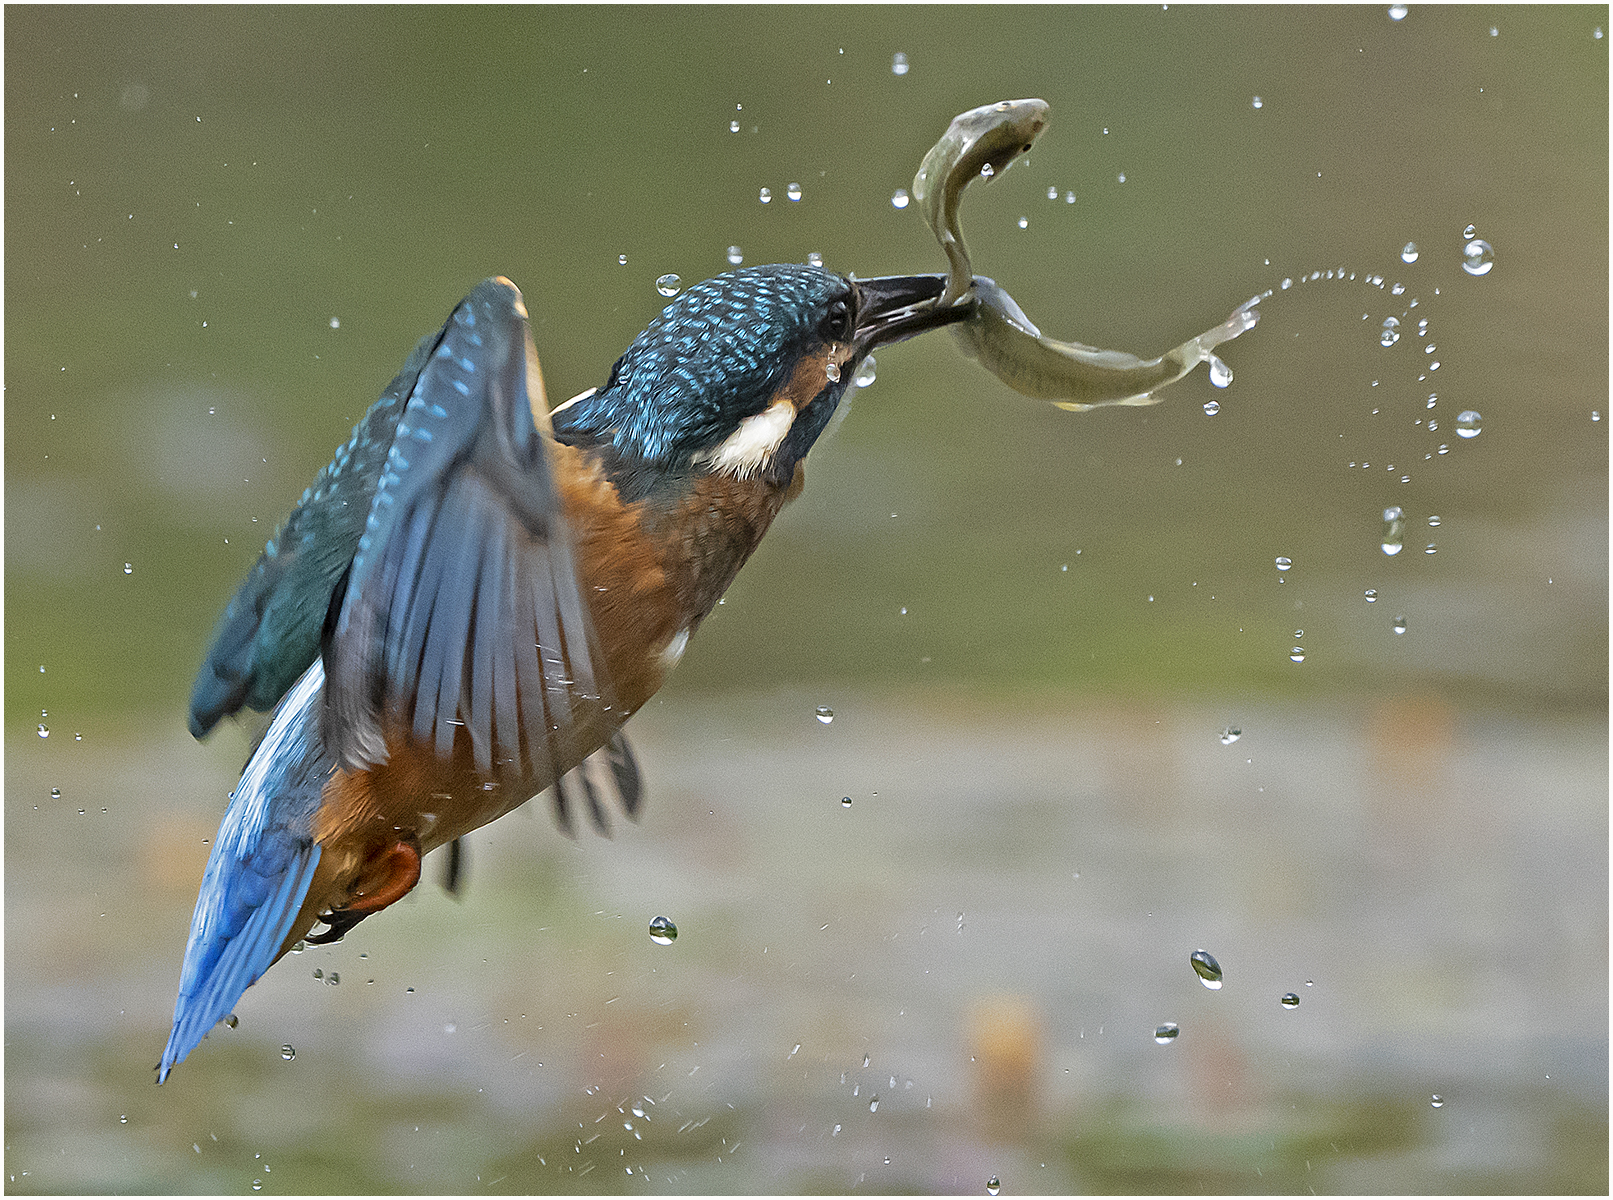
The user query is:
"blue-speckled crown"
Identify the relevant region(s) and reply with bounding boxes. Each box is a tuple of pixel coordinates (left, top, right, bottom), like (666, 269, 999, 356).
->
(557, 264, 850, 464)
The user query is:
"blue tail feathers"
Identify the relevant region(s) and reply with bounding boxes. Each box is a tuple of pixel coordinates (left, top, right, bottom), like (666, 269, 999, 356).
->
(159, 661, 332, 1083)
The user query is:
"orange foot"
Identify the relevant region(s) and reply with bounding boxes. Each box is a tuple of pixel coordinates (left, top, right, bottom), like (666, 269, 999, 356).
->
(305, 839, 423, 945)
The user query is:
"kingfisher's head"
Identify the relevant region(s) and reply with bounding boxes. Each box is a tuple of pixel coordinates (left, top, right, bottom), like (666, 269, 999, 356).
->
(552, 264, 966, 488)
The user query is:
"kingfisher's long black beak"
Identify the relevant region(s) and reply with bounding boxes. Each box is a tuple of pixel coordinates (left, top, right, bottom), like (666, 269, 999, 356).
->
(851, 273, 971, 359)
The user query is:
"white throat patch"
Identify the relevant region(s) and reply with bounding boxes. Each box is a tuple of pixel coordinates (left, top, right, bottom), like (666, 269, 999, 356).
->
(698, 399, 797, 478)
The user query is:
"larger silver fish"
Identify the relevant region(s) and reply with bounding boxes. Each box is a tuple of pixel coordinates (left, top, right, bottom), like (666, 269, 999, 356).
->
(913, 99, 1261, 408)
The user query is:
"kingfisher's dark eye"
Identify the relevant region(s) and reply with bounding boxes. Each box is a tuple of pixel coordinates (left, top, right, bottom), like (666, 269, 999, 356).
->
(821, 299, 852, 343)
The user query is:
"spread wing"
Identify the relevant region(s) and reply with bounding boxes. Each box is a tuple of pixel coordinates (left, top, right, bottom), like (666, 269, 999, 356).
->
(321, 276, 610, 779)
(188, 334, 437, 737)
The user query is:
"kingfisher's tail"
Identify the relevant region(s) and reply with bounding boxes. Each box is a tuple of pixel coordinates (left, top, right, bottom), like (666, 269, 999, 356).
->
(158, 661, 331, 1083)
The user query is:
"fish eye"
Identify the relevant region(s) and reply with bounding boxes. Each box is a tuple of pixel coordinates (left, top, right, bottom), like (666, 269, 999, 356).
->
(821, 299, 852, 342)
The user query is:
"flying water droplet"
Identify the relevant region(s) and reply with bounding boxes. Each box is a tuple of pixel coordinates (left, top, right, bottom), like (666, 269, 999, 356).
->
(826, 362, 841, 383)
(1430, 1093, 1444, 1108)
(1455, 410, 1482, 438)
(1207, 355, 1232, 387)
(891, 51, 910, 75)
(123, 562, 134, 574)
(726, 245, 743, 265)
(1202, 399, 1220, 416)
(1461, 239, 1494, 275)
(1275, 556, 1292, 572)
(1388, 4, 1408, 20)
(50, 787, 61, 799)
(1281, 992, 1301, 1008)
(617, 253, 628, 266)
(869, 1095, 879, 1112)
(787, 182, 803, 202)
(281, 1044, 296, 1061)
(1365, 588, 1378, 603)
(979, 163, 994, 180)
(806, 251, 824, 268)
(758, 187, 772, 204)
(1401, 241, 1419, 263)
(1190, 949, 1224, 988)
(841, 796, 853, 808)
(655, 274, 681, 298)
(729, 120, 740, 133)
(1251, 95, 1264, 109)
(890, 188, 910, 209)
(1382, 506, 1405, 555)
(1154, 1023, 1180, 1044)
(815, 705, 834, 724)
(1219, 728, 1242, 745)
(37, 724, 49, 739)
(1065, 190, 1076, 203)
(987, 1177, 1001, 1196)
(853, 356, 877, 388)
(1046, 186, 1059, 200)
(1462, 223, 1477, 239)
(1289, 645, 1307, 663)
(1392, 615, 1408, 635)
(649, 916, 677, 945)
(1380, 316, 1401, 347)
(1016, 216, 1028, 229)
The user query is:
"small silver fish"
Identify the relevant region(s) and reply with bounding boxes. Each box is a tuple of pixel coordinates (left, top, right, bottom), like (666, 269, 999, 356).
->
(913, 99, 1261, 407)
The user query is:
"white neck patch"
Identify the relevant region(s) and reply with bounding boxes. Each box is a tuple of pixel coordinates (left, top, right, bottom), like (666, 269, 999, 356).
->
(698, 399, 797, 478)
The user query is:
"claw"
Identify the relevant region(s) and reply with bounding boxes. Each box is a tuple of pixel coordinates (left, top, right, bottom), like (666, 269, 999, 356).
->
(307, 838, 423, 943)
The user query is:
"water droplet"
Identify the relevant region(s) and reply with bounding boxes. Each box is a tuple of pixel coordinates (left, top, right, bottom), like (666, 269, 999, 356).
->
(655, 273, 681, 298)
(1461, 239, 1494, 275)
(987, 1177, 1001, 1196)
(1289, 646, 1307, 663)
(1207, 355, 1232, 387)
(853, 355, 877, 388)
(1430, 1093, 1444, 1108)
(1154, 1022, 1180, 1044)
(252, 1181, 262, 1192)
(729, 120, 740, 133)
(1281, 992, 1301, 1008)
(37, 724, 49, 738)
(1015, 216, 1028, 230)
(1219, 728, 1242, 745)
(119, 1114, 128, 1124)
(891, 51, 910, 75)
(281, 1044, 295, 1061)
(869, 1095, 880, 1112)
(1190, 950, 1224, 988)
(825, 361, 841, 383)
(1251, 95, 1264, 109)
(312, 968, 324, 980)
(841, 796, 852, 808)
(1455, 410, 1482, 438)
(1365, 588, 1379, 603)
(979, 163, 994, 179)
(1275, 556, 1292, 572)
(787, 182, 803, 202)
(1382, 507, 1406, 555)
(1065, 190, 1076, 203)
(758, 187, 772, 204)
(617, 253, 628, 266)
(726, 245, 743, 265)
(123, 562, 134, 574)
(890, 188, 910, 209)
(328, 972, 340, 986)
(1380, 316, 1401, 347)
(815, 705, 834, 724)
(1401, 241, 1419, 263)
(649, 916, 677, 945)
(1202, 398, 1220, 416)
(1392, 615, 1408, 635)
(1388, 4, 1407, 19)
(1424, 543, 1437, 555)
(806, 251, 824, 268)
(1462, 223, 1477, 239)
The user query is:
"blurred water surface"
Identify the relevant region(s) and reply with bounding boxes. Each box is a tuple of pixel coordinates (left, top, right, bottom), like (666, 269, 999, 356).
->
(5, 5, 1606, 1194)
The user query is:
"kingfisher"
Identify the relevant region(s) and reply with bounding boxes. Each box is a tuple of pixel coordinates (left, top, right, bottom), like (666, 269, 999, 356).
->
(159, 264, 968, 1081)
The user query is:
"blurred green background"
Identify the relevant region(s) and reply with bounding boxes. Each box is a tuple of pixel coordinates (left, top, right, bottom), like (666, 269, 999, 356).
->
(6, 5, 1606, 1194)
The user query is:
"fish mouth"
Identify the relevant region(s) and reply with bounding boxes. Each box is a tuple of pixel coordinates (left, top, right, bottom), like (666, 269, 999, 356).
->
(850, 273, 972, 358)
